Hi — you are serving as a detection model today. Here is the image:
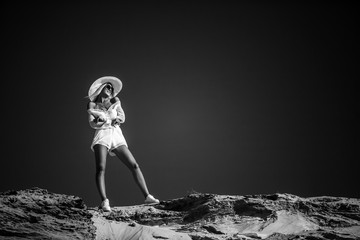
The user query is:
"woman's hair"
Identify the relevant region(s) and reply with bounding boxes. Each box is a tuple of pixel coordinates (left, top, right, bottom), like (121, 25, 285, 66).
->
(94, 94, 104, 103)
(93, 94, 99, 103)
(93, 91, 116, 103)
(93, 84, 113, 102)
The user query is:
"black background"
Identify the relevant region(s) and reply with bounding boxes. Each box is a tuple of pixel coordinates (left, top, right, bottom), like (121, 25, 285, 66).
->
(1, 2, 358, 206)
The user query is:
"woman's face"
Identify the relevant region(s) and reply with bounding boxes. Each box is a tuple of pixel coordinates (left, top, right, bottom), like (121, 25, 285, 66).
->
(102, 83, 114, 97)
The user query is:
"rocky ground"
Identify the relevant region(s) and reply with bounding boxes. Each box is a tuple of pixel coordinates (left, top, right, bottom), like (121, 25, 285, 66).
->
(0, 188, 95, 239)
(1, 188, 359, 239)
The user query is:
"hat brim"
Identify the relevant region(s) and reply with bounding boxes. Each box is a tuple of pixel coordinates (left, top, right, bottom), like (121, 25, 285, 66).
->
(88, 76, 122, 101)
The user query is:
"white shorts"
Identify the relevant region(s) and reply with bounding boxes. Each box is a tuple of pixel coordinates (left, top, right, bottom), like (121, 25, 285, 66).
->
(91, 126, 128, 156)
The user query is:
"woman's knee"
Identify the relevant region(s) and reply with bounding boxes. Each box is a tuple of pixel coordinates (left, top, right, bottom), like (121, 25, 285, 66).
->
(125, 157, 140, 172)
(96, 164, 106, 173)
(132, 162, 140, 170)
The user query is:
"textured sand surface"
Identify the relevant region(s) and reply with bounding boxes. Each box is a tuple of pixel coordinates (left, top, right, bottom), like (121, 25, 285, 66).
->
(1, 188, 359, 239)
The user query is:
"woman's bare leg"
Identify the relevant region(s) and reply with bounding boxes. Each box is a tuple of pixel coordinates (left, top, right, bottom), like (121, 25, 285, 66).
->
(94, 144, 108, 201)
(112, 145, 150, 198)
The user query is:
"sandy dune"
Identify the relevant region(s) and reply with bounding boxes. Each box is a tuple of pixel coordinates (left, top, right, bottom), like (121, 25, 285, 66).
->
(1, 188, 359, 239)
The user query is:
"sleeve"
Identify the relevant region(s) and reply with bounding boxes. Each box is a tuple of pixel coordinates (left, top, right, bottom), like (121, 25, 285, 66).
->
(87, 109, 109, 129)
(115, 101, 126, 123)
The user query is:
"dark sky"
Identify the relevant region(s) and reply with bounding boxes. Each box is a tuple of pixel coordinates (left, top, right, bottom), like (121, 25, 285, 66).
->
(1, 2, 358, 206)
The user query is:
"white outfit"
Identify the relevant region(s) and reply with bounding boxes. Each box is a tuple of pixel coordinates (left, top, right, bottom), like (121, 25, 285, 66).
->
(88, 100, 127, 156)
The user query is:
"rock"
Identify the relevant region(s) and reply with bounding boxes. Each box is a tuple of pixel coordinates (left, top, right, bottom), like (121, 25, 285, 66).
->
(1, 188, 359, 240)
(203, 225, 224, 234)
(0, 187, 95, 239)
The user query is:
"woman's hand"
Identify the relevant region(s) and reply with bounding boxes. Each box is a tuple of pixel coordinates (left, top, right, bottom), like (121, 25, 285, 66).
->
(111, 119, 121, 127)
(95, 116, 106, 123)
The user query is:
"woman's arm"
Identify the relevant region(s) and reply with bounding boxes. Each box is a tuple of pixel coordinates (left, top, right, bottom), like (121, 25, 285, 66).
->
(87, 102, 106, 129)
(113, 97, 126, 123)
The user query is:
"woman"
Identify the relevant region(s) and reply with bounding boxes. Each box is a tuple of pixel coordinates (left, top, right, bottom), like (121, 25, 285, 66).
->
(87, 76, 159, 212)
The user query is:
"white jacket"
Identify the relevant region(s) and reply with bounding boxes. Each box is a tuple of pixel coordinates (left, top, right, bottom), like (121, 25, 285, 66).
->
(87, 101, 125, 129)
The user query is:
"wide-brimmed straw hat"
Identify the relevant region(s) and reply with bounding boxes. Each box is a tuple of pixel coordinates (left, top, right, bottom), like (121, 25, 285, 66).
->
(88, 76, 122, 101)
